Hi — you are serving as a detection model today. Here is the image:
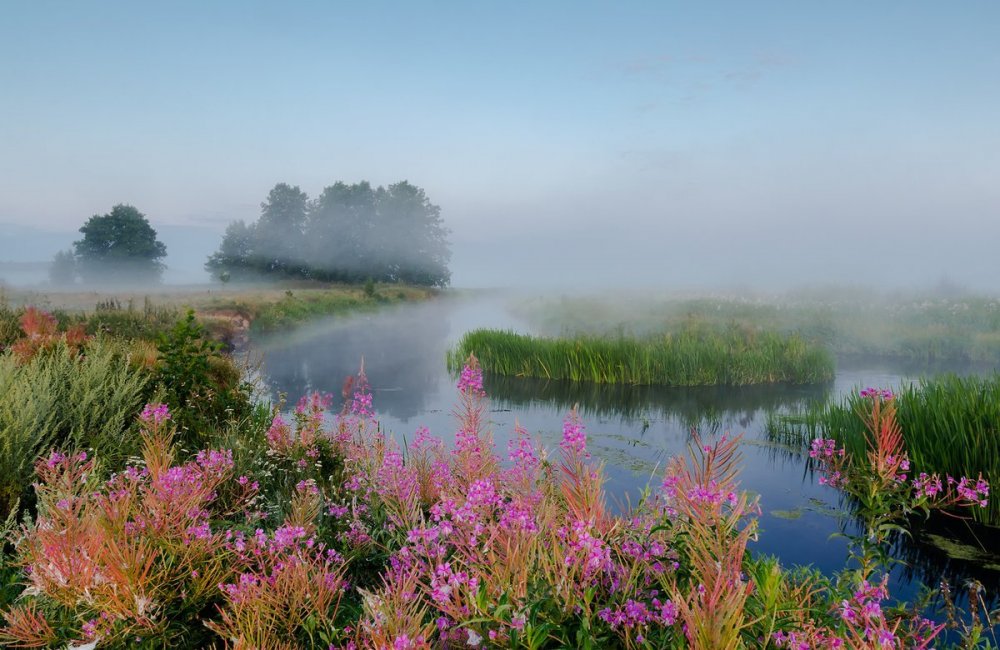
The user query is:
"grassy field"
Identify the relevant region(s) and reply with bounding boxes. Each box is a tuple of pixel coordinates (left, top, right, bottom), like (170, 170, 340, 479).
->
(514, 288, 1000, 364)
(1, 282, 438, 343)
(449, 324, 834, 386)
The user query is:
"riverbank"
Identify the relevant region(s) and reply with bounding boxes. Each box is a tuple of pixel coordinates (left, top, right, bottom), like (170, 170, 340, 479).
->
(1, 282, 439, 347)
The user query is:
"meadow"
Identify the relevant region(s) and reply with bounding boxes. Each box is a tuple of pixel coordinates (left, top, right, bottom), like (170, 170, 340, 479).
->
(1, 282, 437, 343)
(514, 289, 1000, 364)
(449, 325, 834, 386)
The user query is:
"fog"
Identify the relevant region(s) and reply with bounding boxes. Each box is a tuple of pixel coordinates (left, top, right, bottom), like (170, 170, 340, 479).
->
(1, 211, 997, 295)
(1, 3, 998, 295)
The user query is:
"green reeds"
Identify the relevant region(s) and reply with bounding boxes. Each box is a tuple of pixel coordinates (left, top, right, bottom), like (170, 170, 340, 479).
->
(448, 325, 835, 387)
(768, 374, 1000, 526)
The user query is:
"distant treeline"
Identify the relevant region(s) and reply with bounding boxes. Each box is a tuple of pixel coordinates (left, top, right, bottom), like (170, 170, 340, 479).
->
(206, 181, 451, 287)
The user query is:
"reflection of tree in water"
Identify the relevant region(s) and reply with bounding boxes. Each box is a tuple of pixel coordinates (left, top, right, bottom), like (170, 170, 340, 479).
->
(255, 305, 450, 421)
(484, 373, 833, 432)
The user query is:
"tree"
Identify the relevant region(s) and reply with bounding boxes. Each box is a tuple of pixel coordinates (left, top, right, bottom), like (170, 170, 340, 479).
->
(373, 181, 451, 287)
(205, 220, 257, 280)
(74, 204, 167, 283)
(49, 249, 77, 286)
(253, 183, 309, 274)
(306, 181, 377, 281)
(207, 180, 452, 287)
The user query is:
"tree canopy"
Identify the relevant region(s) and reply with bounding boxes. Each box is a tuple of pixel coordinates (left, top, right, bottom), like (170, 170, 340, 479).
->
(206, 181, 451, 287)
(49, 249, 77, 286)
(74, 204, 167, 283)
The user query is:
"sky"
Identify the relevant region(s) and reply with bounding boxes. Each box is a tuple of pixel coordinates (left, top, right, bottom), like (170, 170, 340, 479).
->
(1, 1, 999, 288)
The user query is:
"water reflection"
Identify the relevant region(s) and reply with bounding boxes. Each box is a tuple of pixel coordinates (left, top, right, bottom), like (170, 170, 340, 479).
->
(254, 300, 452, 420)
(484, 373, 832, 432)
(253, 295, 998, 611)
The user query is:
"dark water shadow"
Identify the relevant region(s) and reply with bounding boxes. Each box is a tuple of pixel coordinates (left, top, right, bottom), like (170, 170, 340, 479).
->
(483, 373, 833, 429)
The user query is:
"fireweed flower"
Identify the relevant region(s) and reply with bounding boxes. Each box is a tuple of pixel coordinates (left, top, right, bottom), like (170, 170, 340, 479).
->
(860, 387, 895, 400)
(350, 372, 375, 418)
(139, 402, 171, 427)
(266, 414, 292, 451)
(560, 413, 588, 457)
(457, 362, 485, 396)
(953, 475, 991, 507)
(912, 472, 943, 499)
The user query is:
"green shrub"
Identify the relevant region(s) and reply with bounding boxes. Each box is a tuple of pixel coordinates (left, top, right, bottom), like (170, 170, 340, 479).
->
(155, 311, 253, 447)
(0, 307, 19, 350)
(0, 338, 152, 516)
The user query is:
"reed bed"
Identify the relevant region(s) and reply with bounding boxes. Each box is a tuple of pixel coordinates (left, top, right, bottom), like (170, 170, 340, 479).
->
(768, 373, 1000, 526)
(449, 325, 835, 386)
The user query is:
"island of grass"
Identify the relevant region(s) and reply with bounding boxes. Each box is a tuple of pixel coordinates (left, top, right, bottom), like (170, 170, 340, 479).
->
(448, 324, 835, 386)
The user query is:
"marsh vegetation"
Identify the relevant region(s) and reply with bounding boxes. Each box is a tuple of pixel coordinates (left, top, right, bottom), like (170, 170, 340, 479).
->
(449, 325, 834, 386)
(0, 289, 997, 648)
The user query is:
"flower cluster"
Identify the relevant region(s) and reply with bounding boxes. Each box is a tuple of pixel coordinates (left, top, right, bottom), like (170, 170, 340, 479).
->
(139, 402, 171, 427)
(5, 364, 992, 649)
(860, 387, 895, 400)
(456, 359, 485, 396)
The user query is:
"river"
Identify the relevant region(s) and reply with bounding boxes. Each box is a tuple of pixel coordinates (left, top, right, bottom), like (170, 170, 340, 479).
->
(252, 292, 1000, 610)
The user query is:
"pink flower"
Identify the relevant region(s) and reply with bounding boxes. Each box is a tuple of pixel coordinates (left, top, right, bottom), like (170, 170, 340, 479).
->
(139, 402, 171, 426)
(457, 363, 485, 396)
(561, 413, 588, 457)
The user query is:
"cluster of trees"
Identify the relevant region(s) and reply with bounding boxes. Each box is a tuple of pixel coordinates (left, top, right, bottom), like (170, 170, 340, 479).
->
(50, 204, 168, 285)
(205, 181, 451, 287)
(47, 180, 451, 288)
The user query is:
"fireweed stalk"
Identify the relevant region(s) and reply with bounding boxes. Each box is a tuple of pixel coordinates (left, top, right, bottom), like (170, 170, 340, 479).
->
(804, 388, 990, 648)
(660, 435, 759, 650)
(2, 405, 261, 647)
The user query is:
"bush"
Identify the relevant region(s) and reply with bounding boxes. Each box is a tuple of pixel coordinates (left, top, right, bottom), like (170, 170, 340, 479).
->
(154, 310, 253, 447)
(0, 338, 151, 516)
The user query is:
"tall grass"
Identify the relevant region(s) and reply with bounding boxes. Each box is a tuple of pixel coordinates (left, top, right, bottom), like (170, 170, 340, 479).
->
(449, 324, 835, 386)
(0, 299, 179, 348)
(0, 338, 152, 516)
(216, 285, 434, 333)
(768, 374, 1000, 526)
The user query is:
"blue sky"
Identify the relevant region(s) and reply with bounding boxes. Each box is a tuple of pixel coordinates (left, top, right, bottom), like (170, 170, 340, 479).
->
(1, 1, 998, 287)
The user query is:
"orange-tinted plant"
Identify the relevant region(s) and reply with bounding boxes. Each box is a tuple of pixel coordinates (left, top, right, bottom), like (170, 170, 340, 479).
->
(10, 307, 90, 362)
(662, 434, 758, 650)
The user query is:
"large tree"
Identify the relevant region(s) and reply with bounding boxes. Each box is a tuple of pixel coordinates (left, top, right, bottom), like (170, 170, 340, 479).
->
(253, 183, 309, 274)
(74, 204, 167, 283)
(204, 220, 256, 280)
(307, 181, 377, 281)
(49, 249, 77, 286)
(373, 181, 451, 286)
(208, 181, 451, 287)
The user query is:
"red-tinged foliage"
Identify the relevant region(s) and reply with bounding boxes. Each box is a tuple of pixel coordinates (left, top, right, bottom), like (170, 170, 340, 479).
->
(0, 601, 58, 648)
(10, 306, 91, 363)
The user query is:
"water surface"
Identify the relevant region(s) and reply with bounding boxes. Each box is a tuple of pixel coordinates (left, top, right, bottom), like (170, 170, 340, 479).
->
(253, 293, 1000, 604)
